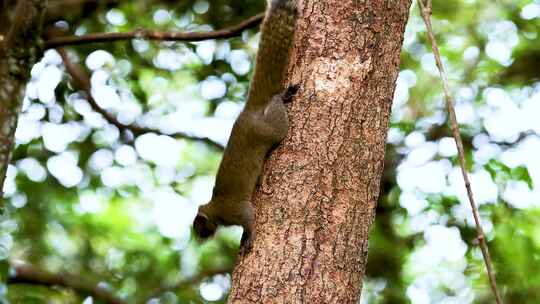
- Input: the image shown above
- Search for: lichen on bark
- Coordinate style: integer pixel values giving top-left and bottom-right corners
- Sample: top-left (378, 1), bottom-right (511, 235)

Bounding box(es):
top-left (228, 0), bottom-right (412, 303)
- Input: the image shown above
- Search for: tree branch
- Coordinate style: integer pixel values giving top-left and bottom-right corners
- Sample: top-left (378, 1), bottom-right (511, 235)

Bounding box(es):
top-left (0, 0), bottom-right (46, 205)
top-left (57, 47), bottom-right (224, 150)
top-left (142, 266), bottom-right (231, 304)
top-left (8, 261), bottom-right (125, 304)
top-left (45, 13), bottom-right (264, 49)
top-left (417, 1), bottom-right (503, 303)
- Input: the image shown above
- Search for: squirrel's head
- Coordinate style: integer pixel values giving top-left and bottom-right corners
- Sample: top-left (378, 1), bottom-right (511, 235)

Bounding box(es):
top-left (193, 209), bottom-right (217, 240)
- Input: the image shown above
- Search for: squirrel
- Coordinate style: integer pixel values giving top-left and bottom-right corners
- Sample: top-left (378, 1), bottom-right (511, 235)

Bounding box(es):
top-left (193, 0), bottom-right (298, 249)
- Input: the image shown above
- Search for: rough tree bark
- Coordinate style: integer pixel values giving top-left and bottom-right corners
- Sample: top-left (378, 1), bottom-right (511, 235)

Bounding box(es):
top-left (229, 1), bottom-right (411, 303)
top-left (0, 0), bottom-right (47, 203)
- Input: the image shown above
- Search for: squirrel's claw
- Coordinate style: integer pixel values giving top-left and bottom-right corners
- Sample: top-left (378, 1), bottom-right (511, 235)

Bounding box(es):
top-left (282, 84), bottom-right (299, 103)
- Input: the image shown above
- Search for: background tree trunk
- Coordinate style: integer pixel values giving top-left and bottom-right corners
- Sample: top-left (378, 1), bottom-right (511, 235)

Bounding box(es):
top-left (229, 1), bottom-right (411, 303)
top-left (0, 0), bottom-right (47, 203)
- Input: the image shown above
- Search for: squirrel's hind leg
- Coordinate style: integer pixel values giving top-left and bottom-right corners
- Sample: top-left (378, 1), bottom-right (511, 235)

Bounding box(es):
top-left (260, 85), bottom-right (299, 142)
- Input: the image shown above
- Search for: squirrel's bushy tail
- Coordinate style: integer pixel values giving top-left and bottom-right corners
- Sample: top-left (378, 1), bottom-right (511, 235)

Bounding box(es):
top-left (245, 0), bottom-right (297, 110)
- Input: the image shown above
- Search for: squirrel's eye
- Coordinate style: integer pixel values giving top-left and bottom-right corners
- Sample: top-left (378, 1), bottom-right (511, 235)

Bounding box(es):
top-left (194, 215), bottom-right (217, 239)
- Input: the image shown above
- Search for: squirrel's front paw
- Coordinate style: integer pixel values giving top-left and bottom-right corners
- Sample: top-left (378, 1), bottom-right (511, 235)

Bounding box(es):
top-left (239, 228), bottom-right (254, 255)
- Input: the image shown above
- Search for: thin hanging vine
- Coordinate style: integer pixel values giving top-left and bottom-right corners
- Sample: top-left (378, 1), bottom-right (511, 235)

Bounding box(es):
top-left (417, 0), bottom-right (503, 303)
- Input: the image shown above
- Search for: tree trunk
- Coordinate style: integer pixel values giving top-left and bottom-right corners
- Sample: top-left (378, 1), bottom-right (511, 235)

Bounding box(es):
top-left (228, 1), bottom-right (411, 303)
top-left (0, 0), bottom-right (47, 204)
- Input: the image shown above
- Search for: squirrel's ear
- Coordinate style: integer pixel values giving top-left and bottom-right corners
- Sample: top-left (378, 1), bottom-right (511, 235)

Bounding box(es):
top-left (193, 213), bottom-right (217, 239)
